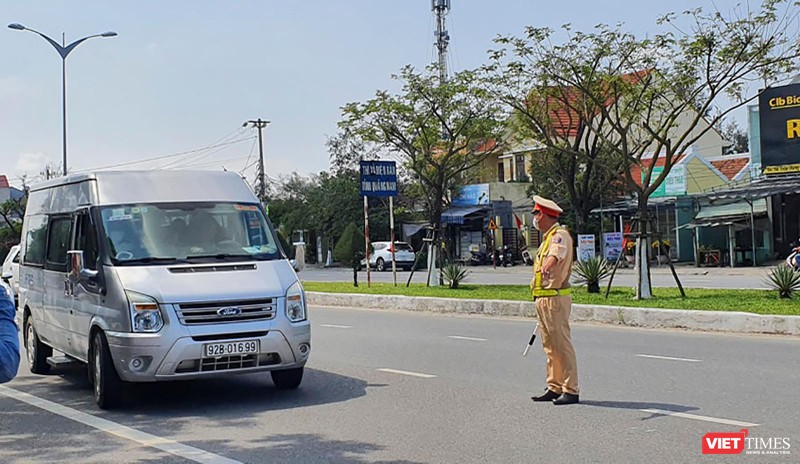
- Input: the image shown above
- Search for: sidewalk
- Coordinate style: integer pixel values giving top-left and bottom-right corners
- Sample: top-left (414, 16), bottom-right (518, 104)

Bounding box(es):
top-left (304, 260), bottom-right (783, 277)
top-left (607, 262), bottom-right (781, 277)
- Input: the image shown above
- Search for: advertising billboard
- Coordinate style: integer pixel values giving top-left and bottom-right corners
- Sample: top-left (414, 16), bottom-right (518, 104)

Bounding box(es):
top-left (758, 83), bottom-right (800, 174)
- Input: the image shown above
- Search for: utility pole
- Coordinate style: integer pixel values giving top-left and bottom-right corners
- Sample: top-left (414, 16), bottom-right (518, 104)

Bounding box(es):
top-left (432, 0), bottom-right (451, 85)
top-left (243, 118), bottom-right (270, 203)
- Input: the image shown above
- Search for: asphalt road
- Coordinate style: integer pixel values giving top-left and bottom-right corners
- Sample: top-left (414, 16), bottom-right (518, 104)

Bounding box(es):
top-left (298, 266), bottom-right (770, 290)
top-left (2, 306), bottom-right (798, 463)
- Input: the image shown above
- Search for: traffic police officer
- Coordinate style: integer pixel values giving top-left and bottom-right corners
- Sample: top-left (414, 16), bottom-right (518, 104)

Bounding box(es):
top-left (529, 195), bottom-right (579, 405)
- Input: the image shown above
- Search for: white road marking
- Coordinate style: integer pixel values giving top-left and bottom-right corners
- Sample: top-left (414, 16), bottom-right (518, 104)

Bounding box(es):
top-left (377, 368), bottom-right (437, 379)
top-left (447, 335), bottom-right (487, 342)
top-left (0, 386), bottom-right (242, 464)
top-left (640, 409), bottom-right (759, 427)
top-left (636, 354), bottom-right (702, 363)
top-left (319, 324), bottom-right (353, 329)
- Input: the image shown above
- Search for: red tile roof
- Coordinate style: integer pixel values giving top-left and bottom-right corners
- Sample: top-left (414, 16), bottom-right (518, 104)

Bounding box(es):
top-left (710, 157), bottom-right (749, 181)
top-left (0, 175), bottom-right (9, 189)
top-left (628, 155), bottom-right (686, 188)
top-left (531, 70), bottom-right (651, 138)
top-left (476, 139), bottom-right (497, 153)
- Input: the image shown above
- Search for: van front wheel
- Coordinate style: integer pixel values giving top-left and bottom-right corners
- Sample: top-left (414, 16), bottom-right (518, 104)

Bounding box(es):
top-left (25, 317), bottom-right (52, 375)
top-left (271, 367), bottom-right (304, 389)
top-left (91, 331), bottom-right (124, 409)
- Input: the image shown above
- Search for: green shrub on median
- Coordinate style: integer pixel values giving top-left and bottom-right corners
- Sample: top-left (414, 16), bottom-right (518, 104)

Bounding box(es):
top-left (302, 282), bottom-right (800, 316)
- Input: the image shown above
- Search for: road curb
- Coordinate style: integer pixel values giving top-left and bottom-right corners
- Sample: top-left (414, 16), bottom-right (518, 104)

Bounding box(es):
top-left (306, 292), bottom-right (800, 336)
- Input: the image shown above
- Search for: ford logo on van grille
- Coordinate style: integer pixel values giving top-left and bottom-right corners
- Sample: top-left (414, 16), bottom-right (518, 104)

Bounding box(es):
top-left (176, 299), bottom-right (274, 325)
top-left (217, 306), bottom-right (242, 316)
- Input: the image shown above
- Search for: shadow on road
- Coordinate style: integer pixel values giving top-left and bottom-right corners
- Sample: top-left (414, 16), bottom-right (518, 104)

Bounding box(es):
top-left (3, 367), bottom-right (408, 463)
top-left (8, 367), bottom-right (383, 428)
top-left (579, 400), bottom-right (699, 421)
top-left (195, 434), bottom-right (425, 464)
top-left (0, 396), bottom-right (178, 464)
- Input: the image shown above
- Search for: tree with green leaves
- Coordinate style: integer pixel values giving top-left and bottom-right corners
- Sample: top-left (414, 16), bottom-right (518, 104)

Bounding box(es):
top-left (0, 199), bottom-right (24, 235)
top-left (337, 65), bottom-right (507, 232)
top-left (488, 1), bottom-right (800, 298)
top-left (483, 50), bottom-right (629, 234)
top-left (334, 222), bottom-right (366, 286)
top-left (721, 119), bottom-right (750, 155)
top-left (267, 168), bottom-right (417, 265)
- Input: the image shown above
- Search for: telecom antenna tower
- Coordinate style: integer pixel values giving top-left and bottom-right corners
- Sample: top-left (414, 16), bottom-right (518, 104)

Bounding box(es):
top-left (432, 0), bottom-right (451, 84)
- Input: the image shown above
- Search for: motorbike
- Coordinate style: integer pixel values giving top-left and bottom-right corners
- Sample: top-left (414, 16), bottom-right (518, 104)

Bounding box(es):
top-left (496, 245), bottom-right (515, 267)
top-left (521, 249), bottom-right (534, 266)
top-left (469, 249), bottom-right (489, 266)
top-left (787, 248), bottom-right (800, 271)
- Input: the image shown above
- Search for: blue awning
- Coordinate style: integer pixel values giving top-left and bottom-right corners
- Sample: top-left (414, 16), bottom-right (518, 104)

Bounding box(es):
top-left (441, 206), bottom-right (489, 225)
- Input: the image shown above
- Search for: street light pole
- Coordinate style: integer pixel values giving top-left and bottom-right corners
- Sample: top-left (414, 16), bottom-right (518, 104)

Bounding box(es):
top-left (8, 23), bottom-right (117, 176)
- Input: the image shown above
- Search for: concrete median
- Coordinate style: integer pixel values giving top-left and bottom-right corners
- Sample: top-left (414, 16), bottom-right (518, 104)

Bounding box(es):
top-left (307, 292), bottom-right (800, 336)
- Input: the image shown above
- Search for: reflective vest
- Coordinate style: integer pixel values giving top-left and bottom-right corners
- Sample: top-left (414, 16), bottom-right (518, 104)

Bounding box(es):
top-left (532, 225), bottom-right (572, 298)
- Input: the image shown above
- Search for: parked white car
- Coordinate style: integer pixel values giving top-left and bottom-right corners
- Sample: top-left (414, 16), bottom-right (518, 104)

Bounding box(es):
top-left (360, 241), bottom-right (416, 272)
top-left (1, 245), bottom-right (19, 307)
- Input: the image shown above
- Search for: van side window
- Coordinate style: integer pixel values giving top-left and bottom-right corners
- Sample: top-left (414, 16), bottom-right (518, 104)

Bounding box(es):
top-left (75, 214), bottom-right (99, 270)
top-left (12, 250), bottom-right (19, 263)
top-left (24, 215), bottom-right (48, 266)
top-left (45, 217), bottom-right (72, 271)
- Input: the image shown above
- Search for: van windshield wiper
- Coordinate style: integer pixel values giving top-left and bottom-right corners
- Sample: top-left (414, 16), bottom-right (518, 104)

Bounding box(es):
top-left (116, 257), bottom-right (187, 265)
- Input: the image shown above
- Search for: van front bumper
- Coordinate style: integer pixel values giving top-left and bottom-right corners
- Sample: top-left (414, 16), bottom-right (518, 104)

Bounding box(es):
top-left (105, 324), bottom-right (311, 382)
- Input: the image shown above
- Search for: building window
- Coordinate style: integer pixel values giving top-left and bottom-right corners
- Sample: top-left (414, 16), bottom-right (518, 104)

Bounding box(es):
top-left (515, 155), bottom-right (528, 181)
top-left (497, 162), bottom-right (505, 182)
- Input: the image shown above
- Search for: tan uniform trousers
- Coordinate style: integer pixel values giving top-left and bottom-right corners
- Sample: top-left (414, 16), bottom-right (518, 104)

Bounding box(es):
top-left (535, 295), bottom-right (579, 395)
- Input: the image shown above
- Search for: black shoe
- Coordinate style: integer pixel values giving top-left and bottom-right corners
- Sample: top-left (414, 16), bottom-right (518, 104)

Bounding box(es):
top-left (531, 389), bottom-right (561, 402)
top-left (553, 393), bottom-right (579, 405)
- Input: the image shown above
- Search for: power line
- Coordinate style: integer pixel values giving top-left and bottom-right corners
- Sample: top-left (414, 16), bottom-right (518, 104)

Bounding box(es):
top-left (80, 137), bottom-right (254, 172)
top-left (239, 137), bottom-right (259, 175)
top-left (165, 135), bottom-right (255, 170)
top-left (158, 127), bottom-right (247, 169)
top-left (176, 155), bottom-right (253, 170)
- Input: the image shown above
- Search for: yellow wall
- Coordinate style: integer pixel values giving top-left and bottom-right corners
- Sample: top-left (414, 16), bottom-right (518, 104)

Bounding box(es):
top-left (684, 157), bottom-right (727, 194)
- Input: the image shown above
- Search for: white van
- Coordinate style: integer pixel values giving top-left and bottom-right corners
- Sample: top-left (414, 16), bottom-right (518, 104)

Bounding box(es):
top-left (18, 171), bottom-right (310, 408)
top-left (2, 245), bottom-right (20, 307)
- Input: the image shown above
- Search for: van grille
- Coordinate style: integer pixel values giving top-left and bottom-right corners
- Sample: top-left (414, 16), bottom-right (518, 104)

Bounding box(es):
top-left (175, 353), bottom-right (282, 373)
top-left (175, 299), bottom-right (276, 325)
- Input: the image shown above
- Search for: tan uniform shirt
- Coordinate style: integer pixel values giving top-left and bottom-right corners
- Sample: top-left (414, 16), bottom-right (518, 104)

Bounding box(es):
top-left (532, 224), bottom-right (573, 290)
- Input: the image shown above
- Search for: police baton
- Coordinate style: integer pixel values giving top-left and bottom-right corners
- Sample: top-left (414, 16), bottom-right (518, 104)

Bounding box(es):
top-left (522, 321), bottom-right (539, 357)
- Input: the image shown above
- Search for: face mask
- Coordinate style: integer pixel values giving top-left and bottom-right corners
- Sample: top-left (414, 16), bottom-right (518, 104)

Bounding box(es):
top-left (533, 217), bottom-right (540, 230)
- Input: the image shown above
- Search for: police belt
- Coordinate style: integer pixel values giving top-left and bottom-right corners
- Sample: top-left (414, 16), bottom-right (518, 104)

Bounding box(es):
top-left (531, 288), bottom-right (572, 298)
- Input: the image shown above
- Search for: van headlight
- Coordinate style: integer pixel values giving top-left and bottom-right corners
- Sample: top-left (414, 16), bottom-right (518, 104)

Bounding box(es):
top-left (285, 281), bottom-right (306, 322)
top-left (126, 290), bottom-right (164, 333)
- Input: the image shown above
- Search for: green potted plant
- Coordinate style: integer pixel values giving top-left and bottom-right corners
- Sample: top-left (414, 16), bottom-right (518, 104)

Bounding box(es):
top-left (764, 265), bottom-right (800, 299)
top-left (442, 263), bottom-right (470, 289)
top-left (573, 256), bottom-right (611, 293)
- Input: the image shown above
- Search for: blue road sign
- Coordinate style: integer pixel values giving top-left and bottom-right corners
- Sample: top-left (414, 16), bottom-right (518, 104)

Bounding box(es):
top-left (360, 160), bottom-right (398, 197)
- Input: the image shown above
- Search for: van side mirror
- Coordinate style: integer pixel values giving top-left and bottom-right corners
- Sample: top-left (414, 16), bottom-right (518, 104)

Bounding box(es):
top-left (290, 259), bottom-right (300, 272)
top-left (68, 250), bottom-right (98, 283)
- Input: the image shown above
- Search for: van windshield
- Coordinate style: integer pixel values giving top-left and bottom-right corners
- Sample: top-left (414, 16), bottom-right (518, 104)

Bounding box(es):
top-left (100, 202), bottom-right (282, 265)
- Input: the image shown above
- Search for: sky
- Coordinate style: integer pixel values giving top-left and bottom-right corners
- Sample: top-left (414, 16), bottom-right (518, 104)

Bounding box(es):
top-left (1, 0), bottom-right (755, 188)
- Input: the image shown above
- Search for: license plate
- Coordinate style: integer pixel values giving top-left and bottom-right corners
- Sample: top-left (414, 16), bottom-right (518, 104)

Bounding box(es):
top-left (204, 340), bottom-right (260, 358)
